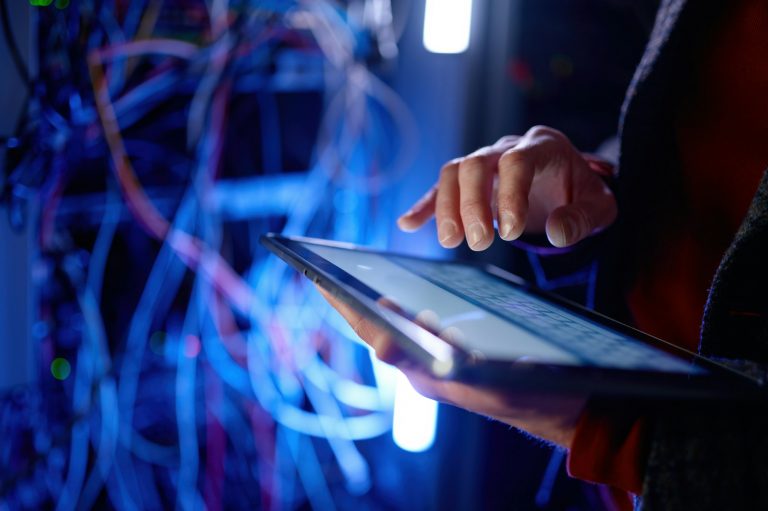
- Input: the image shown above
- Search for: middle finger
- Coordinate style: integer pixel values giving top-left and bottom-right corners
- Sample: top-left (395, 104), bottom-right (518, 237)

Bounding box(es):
top-left (458, 154), bottom-right (495, 251)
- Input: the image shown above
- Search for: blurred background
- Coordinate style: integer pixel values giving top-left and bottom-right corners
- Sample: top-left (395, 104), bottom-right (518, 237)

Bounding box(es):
top-left (0, 1), bottom-right (654, 509)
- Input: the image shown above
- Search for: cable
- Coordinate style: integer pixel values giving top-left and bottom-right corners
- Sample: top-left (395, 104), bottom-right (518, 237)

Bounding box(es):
top-left (89, 45), bottom-right (257, 316)
top-left (175, 284), bottom-right (203, 511)
top-left (5, 2), bottom-right (411, 509)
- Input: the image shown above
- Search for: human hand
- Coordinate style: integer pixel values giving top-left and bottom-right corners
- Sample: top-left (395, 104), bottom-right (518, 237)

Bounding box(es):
top-left (317, 285), bottom-right (587, 449)
top-left (397, 126), bottom-right (617, 250)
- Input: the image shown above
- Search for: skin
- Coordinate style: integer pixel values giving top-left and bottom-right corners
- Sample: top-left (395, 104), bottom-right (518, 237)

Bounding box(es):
top-left (398, 126), bottom-right (617, 250)
top-left (319, 125), bottom-right (618, 449)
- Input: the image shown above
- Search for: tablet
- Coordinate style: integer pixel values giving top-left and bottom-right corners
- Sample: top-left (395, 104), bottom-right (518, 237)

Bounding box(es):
top-left (261, 233), bottom-right (765, 401)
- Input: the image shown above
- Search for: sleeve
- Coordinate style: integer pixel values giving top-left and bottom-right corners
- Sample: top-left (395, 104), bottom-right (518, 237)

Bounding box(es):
top-left (639, 359), bottom-right (768, 511)
top-left (567, 360), bottom-right (768, 511)
top-left (566, 399), bottom-right (650, 496)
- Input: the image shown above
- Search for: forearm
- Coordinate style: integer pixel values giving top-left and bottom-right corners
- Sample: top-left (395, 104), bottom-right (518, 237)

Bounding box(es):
top-left (484, 393), bottom-right (586, 449)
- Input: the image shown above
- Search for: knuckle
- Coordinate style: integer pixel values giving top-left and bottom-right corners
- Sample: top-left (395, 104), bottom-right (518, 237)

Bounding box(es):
top-left (434, 188), bottom-right (457, 210)
top-left (527, 125), bottom-right (566, 144)
top-left (498, 148), bottom-right (529, 170)
top-left (434, 192), bottom-right (454, 209)
top-left (495, 134), bottom-right (520, 146)
top-left (458, 155), bottom-right (485, 172)
top-left (527, 124), bottom-right (553, 136)
top-left (459, 197), bottom-right (487, 212)
top-left (496, 191), bottom-right (517, 209)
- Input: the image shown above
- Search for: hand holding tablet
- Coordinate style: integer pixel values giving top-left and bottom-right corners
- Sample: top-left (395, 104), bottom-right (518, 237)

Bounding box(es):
top-left (261, 234), bottom-right (765, 405)
top-left (316, 285), bottom-right (588, 449)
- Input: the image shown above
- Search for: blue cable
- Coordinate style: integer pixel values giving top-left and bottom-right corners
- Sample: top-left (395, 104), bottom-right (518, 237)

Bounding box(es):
top-left (175, 286), bottom-right (203, 511)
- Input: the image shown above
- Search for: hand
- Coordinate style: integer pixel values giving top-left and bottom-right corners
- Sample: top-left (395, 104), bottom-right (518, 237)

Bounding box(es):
top-left (397, 126), bottom-right (617, 250)
top-left (317, 286), bottom-right (587, 449)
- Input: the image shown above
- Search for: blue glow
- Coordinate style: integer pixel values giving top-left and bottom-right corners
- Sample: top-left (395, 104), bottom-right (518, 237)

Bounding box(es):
top-left (423, 0), bottom-right (473, 54)
top-left (5, 1), bottom-right (437, 508)
top-left (392, 372), bottom-right (438, 453)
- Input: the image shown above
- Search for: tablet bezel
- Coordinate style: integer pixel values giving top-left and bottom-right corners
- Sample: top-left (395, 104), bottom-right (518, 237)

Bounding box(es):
top-left (261, 233), bottom-right (765, 401)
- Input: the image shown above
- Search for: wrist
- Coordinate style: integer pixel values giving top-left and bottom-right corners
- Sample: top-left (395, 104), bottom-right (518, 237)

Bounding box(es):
top-left (492, 393), bottom-right (587, 449)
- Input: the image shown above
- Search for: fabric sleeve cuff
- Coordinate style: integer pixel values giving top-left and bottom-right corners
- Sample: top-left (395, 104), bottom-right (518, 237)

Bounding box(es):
top-left (566, 400), bottom-right (650, 496)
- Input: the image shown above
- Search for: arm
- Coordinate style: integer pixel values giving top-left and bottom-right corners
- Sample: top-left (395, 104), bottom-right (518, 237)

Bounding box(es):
top-left (316, 286), bottom-right (587, 449)
top-left (642, 395), bottom-right (768, 510)
top-left (316, 125), bottom-right (621, 447)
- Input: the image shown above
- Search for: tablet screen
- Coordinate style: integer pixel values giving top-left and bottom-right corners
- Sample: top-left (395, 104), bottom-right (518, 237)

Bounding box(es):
top-left (304, 242), bottom-right (702, 374)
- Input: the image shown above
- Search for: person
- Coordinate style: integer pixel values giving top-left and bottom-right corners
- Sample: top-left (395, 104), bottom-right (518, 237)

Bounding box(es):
top-left (319, 0), bottom-right (768, 509)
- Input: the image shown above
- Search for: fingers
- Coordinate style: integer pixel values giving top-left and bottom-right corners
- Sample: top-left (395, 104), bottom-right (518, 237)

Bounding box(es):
top-left (496, 148), bottom-right (535, 241)
top-left (429, 128), bottom-right (564, 249)
top-left (315, 285), bottom-right (405, 364)
top-left (400, 151), bottom-right (501, 251)
top-left (398, 126), bottom-right (617, 249)
top-left (458, 153), bottom-right (495, 251)
top-left (545, 189), bottom-right (617, 247)
top-left (434, 162), bottom-right (463, 248)
top-left (495, 126), bottom-right (572, 240)
top-left (316, 286), bottom-right (375, 340)
top-left (316, 286), bottom-right (376, 343)
top-left (397, 186), bottom-right (437, 232)
top-left (543, 151), bottom-right (617, 248)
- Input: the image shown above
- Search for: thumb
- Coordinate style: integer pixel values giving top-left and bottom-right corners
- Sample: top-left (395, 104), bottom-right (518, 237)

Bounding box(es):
top-left (545, 197), bottom-right (617, 247)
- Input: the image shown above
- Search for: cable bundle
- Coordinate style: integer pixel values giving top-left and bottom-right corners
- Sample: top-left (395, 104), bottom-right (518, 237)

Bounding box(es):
top-left (1, 1), bottom-right (417, 509)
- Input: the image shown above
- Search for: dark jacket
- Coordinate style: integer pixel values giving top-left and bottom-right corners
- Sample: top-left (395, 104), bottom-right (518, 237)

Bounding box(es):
top-left (615, 0), bottom-right (768, 508)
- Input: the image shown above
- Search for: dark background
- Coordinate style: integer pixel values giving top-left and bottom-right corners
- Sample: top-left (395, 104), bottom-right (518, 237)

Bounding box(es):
top-left (0, 1), bottom-right (654, 509)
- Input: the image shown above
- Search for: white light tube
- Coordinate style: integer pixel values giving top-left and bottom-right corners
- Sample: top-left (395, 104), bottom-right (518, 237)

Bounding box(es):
top-left (392, 371), bottom-right (438, 452)
top-left (422, 0), bottom-right (473, 54)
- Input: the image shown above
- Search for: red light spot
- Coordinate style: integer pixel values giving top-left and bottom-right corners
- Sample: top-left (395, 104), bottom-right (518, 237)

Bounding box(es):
top-left (184, 335), bottom-right (201, 358)
top-left (507, 58), bottom-right (534, 91)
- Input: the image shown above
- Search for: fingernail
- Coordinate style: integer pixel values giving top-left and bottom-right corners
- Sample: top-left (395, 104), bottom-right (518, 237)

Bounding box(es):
top-left (441, 326), bottom-right (465, 344)
top-left (564, 216), bottom-right (579, 243)
top-left (438, 220), bottom-right (458, 244)
top-left (467, 222), bottom-right (487, 248)
top-left (550, 217), bottom-right (577, 247)
top-left (499, 212), bottom-right (516, 240)
top-left (397, 215), bottom-right (413, 231)
top-left (415, 309), bottom-right (440, 331)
